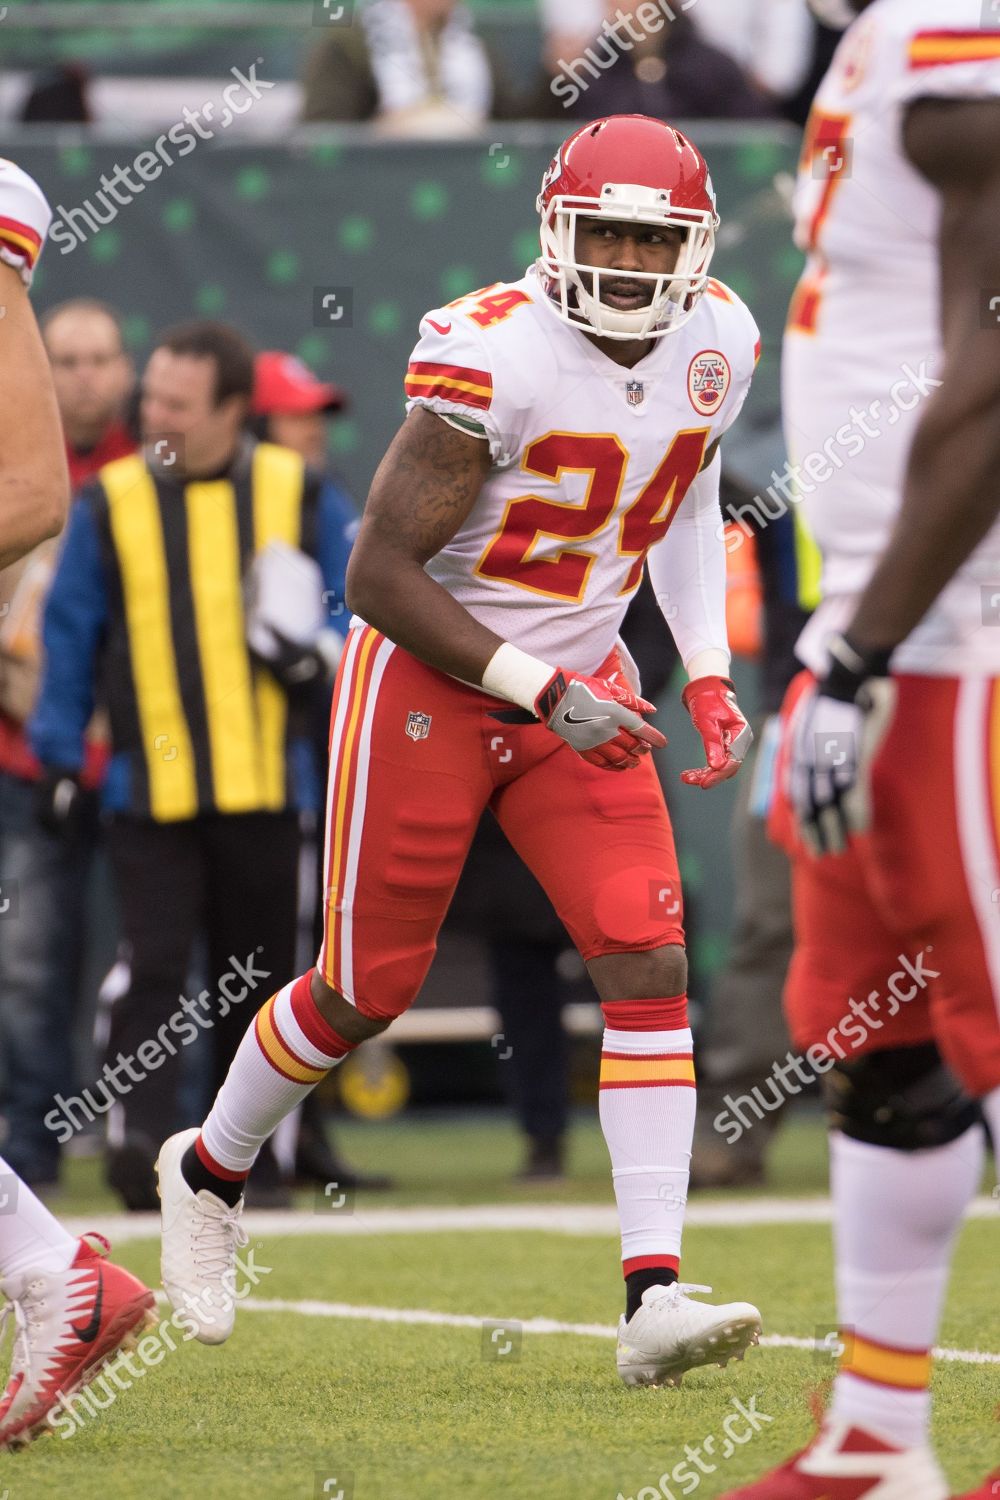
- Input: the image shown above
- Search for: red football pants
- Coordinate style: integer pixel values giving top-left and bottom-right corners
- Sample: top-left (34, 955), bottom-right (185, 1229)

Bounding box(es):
top-left (318, 626), bottom-right (683, 1021)
top-left (770, 670), bottom-right (1000, 1098)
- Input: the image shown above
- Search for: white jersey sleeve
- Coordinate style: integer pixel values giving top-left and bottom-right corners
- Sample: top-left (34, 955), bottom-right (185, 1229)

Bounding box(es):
top-left (0, 159), bottom-right (51, 287)
top-left (404, 299), bottom-right (529, 469)
top-left (709, 288), bottom-right (761, 441)
top-left (646, 451), bottom-right (730, 675)
top-left (893, 16), bottom-right (1000, 107)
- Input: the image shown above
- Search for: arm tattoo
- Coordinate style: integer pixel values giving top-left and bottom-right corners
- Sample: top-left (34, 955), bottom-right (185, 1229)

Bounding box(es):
top-left (364, 407), bottom-right (491, 564)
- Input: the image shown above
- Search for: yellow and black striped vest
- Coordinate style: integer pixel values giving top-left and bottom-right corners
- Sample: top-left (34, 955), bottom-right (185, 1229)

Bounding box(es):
top-left (93, 439), bottom-right (320, 822)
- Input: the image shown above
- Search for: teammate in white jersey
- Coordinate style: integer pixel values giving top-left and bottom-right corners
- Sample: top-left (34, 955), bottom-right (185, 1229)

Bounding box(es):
top-left (724, 2), bottom-right (1000, 1496)
top-left (0, 160), bottom-right (156, 1448)
top-left (158, 114), bottom-right (764, 1386)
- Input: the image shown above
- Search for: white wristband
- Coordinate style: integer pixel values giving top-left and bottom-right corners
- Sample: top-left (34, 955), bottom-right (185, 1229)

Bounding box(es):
top-left (481, 641), bottom-right (553, 713)
top-left (685, 648), bottom-right (731, 682)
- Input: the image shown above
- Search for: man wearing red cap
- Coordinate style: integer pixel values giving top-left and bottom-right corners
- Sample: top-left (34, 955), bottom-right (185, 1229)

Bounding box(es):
top-left (252, 351), bottom-right (347, 472)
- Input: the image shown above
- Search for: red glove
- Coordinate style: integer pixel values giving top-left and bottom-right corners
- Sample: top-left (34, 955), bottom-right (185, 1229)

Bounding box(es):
top-left (680, 676), bottom-right (752, 789)
top-left (534, 668), bottom-right (667, 772)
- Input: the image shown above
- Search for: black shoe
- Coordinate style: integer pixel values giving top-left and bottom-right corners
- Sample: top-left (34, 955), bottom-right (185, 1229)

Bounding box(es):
top-left (293, 1108), bottom-right (393, 1192)
top-left (105, 1132), bottom-right (159, 1211)
top-left (244, 1141), bottom-right (293, 1210)
top-left (515, 1137), bottom-right (565, 1184)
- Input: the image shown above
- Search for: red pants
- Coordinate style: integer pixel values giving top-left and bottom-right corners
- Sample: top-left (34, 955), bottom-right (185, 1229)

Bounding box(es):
top-left (770, 671), bottom-right (1000, 1098)
top-left (318, 626), bottom-right (683, 1020)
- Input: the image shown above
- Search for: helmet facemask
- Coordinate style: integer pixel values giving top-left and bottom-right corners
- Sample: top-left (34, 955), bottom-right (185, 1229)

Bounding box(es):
top-left (537, 182), bottom-right (718, 342)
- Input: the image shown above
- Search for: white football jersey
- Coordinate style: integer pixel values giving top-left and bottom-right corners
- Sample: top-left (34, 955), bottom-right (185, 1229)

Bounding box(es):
top-left (784, 0), bottom-right (1000, 675)
top-left (402, 266), bottom-right (759, 676)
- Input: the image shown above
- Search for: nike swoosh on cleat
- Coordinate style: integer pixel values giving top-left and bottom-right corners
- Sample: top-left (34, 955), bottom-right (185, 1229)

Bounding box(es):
top-left (70, 1268), bottom-right (103, 1344)
top-left (427, 318), bottom-right (452, 334)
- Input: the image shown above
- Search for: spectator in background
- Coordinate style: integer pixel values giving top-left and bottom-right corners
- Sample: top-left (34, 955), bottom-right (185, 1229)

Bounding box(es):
top-left (684, 0), bottom-right (815, 116)
top-left (302, 0), bottom-right (517, 134)
top-left (251, 350), bottom-right (390, 1193)
top-left (538, 0), bottom-right (602, 92)
top-left (252, 351), bottom-right (348, 471)
top-left (545, 4), bottom-right (775, 120)
top-left (29, 321), bottom-right (351, 1209)
top-left (0, 299), bottom-right (135, 1189)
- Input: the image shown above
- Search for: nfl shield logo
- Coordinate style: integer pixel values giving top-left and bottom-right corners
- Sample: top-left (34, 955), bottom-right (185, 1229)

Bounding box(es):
top-left (626, 380), bottom-right (644, 407)
top-left (405, 711), bottom-right (432, 742)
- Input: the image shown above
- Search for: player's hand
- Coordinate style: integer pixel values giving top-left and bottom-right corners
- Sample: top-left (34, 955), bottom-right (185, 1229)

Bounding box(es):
top-left (680, 675), bottom-right (752, 789)
top-left (788, 633), bottom-right (897, 856)
top-left (534, 668), bottom-right (666, 772)
top-left (0, 160), bottom-right (52, 287)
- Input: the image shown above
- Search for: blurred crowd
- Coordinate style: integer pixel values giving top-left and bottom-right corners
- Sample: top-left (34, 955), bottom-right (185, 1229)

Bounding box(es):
top-left (7, 0), bottom-right (837, 132)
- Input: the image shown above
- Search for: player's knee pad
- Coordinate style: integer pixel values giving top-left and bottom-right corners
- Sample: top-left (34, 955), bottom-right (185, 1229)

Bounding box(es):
top-left (823, 1042), bottom-right (982, 1151)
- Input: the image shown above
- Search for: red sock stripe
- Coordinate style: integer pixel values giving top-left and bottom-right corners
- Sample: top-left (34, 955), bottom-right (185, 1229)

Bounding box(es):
top-left (289, 969), bottom-right (353, 1060)
top-left (622, 1254), bottom-right (680, 1279)
top-left (601, 996), bottom-right (688, 1031)
top-left (194, 1133), bottom-right (249, 1182)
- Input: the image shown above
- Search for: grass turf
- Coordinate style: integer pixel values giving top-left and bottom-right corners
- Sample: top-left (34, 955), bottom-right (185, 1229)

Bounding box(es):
top-left (4, 1113), bottom-right (998, 1500)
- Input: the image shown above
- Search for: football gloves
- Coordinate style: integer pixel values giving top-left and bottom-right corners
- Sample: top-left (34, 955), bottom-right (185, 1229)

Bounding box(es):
top-left (534, 668), bottom-right (666, 772)
top-left (681, 675), bottom-right (752, 789)
top-left (789, 633), bottom-right (896, 856)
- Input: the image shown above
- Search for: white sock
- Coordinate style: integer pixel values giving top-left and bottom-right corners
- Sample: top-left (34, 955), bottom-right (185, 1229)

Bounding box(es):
top-left (198, 972), bottom-right (352, 1178)
top-left (599, 1000), bottom-right (695, 1278)
top-left (829, 1126), bottom-right (986, 1449)
top-left (0, 1155), bottom-right (77, 1279)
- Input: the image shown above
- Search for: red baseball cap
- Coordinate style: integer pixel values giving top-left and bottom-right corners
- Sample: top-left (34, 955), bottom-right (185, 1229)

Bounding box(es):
top-left (252, 351), bottom-right (347, 415)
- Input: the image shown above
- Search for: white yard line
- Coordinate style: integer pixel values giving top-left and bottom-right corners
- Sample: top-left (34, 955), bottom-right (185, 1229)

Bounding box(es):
top-left (65, 1195), bottom-right (999, 1244)
top-left (154, 1294), bottom-right (999, 1367)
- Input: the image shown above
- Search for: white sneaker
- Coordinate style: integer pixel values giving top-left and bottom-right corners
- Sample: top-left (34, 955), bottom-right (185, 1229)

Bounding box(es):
top-left (616, 1281), bottom-right (761, 1388)
top-left (156, 1128), bottom-right (249, 1346)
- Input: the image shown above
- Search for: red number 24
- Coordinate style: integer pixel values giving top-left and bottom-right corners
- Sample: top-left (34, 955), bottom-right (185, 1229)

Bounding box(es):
top-left (475, 428), bottom-right (710, 602)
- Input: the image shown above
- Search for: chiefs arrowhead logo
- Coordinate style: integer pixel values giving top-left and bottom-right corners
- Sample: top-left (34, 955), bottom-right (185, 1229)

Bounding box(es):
top-left (688, 349), bottom-right (731, 417)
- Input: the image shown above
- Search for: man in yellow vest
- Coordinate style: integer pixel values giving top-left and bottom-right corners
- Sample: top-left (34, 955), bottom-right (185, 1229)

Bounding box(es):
top-left (30, 320), bottom-right (354, 1209)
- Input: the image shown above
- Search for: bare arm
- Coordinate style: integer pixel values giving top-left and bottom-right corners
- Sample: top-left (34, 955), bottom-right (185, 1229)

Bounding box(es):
top-left (345, 405), bottom-right (504, 684)
top-left (847, 98), bottom-right (1000, 654)
top-left (0, 264), bottom-right (69, 567)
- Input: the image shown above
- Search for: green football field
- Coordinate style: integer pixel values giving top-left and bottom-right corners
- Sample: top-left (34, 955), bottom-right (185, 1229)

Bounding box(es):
top-left (4, 1112), bottom-right (998, 1500)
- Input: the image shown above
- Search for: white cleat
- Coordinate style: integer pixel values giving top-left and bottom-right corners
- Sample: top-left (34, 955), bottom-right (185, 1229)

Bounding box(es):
top-left (156, 1127), bottom-right (249, 1346)
top-left (617, 1281), bottom-right (761, 1388)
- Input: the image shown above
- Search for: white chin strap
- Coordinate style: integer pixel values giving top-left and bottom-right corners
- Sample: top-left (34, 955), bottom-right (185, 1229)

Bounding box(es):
top-left (538, 184), bottom-right (717, 343)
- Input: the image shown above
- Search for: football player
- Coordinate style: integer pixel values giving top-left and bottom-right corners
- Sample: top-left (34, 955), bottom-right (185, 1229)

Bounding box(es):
top-left (722, 2), bottom-right (1000, 1496)
top-left (0, 159), bottom-right (156, 1449)
top-left (158, 113), bottom-right (763, 1386)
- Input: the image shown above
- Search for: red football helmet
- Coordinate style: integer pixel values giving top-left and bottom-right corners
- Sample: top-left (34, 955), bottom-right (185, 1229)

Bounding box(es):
top-left (536, 114), bottom-right (720, 342)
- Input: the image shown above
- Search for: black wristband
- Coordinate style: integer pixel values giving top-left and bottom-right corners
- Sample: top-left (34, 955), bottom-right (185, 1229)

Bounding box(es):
top-left (821, 633), bottom-right (893, 703)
